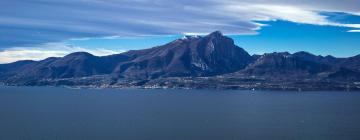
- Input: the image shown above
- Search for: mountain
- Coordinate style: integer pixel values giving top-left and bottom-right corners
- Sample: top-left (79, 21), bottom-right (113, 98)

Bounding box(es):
top-left (1, 31), bottom-right (360, 90)
top-left (239, 52), bottom-right (333, 80)
top-left (0, 31), bottom-right (253, 83)
top-left (19, 52), bottom-right (107, 79)
top-left (113, 31), bottom-right (254, 79)
top-left (0, 52), bottom-right (131, 84)
top-left (236, 52), bottom-right (360, 81)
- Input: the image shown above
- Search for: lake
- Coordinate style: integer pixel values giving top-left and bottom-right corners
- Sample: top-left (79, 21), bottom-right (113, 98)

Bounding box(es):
top-left (0, 86), bottom-right (360, 140)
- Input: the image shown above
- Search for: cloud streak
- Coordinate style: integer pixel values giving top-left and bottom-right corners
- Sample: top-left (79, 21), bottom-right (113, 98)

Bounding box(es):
top-left (1, 0), bottom-right (360, 49)
top-left (348, 30), bottom-right (360, 32)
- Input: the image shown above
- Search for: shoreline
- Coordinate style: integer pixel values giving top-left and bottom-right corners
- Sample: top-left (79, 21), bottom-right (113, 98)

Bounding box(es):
top-left (1, 84), bottom-right (359, 92)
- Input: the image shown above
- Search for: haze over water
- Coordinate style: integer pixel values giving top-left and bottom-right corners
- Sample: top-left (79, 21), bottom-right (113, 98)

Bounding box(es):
top-left (0, 86), bottom-right (360, 140)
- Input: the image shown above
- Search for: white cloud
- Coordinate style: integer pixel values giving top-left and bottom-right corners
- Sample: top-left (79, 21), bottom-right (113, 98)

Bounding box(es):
top-left (347, 30), bottom-right (360, 32)
top-left (1, 0), bottom-right (360, 48)
top-left (0, 49), bottom-right (66, 64)
top-left (0, 43), bottom-right (124, 64)
top-left (0, 0), bottom-right (360, 62)
top-left (223, 4), bottom-right (360, 29)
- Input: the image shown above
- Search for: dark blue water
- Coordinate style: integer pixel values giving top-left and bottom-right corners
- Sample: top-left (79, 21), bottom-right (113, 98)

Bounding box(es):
top-left (0, 86), bottom-right (360, 140)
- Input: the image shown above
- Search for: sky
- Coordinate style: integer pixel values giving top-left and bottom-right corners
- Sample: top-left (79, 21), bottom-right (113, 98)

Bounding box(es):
top-left (0, 0), bottom-right (360, 63)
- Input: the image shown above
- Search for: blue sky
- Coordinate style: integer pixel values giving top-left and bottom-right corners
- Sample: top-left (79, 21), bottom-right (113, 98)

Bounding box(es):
top-left (233, 20), bottom-right (360, 57)
top-left (67, 19), bottom-right (360, 58)
top-left (0, 0), bottom-right (360, 63)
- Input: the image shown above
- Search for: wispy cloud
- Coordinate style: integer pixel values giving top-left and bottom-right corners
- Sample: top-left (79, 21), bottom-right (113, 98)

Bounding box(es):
top-left (347, 30), bottom-right (360, 32)
top-left (1, 0), bottom-right (360, 49)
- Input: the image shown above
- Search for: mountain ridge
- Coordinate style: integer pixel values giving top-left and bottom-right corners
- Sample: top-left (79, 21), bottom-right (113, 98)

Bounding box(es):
top-left (1, 31), bottom-right (360, 90)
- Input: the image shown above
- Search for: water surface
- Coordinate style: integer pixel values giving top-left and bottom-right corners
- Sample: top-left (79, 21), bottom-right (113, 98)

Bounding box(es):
top-left (0, 86), bottom-right (359, 140)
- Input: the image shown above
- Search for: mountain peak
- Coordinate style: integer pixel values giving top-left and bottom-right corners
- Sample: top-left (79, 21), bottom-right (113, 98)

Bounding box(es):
top-left (293, 51), bottom-right (314, 56)
top-left (181, 35), bottom-right (201, 40)
top-left (207, 31), bottom-right (223, 37)
top-left (64, 52), bottom-right (95, 58)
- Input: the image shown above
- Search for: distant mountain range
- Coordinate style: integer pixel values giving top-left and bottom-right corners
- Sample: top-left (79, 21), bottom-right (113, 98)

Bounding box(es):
top-left (1, 31), bottom-right (360, 90)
